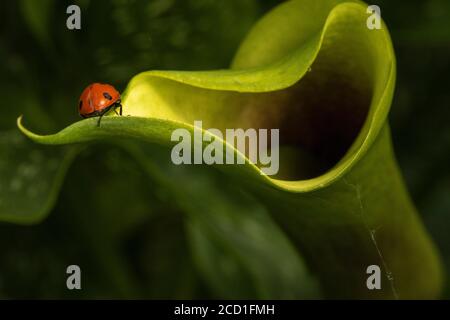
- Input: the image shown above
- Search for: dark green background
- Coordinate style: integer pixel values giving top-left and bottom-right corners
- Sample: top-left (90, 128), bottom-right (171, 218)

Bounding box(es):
top-left (0, 0), bottom-right (448, 298)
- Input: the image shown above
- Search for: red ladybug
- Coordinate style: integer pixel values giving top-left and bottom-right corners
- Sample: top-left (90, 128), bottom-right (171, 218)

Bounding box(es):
top-left (78, 83), bottom-right (122, 126)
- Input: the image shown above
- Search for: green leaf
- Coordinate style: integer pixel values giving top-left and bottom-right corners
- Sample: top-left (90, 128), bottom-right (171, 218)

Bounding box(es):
top-left (16, 0), bottom-right (443, 298)
top-left (125, 143), bottom-right (320, 299)
top-left (0, 130), bottom-right (76, 224)
top-left (183, 176), bottom-right (320, 299)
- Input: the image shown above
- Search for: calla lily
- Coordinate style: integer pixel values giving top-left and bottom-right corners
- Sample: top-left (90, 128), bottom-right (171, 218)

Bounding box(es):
top-left (13, 0), bottom-right (443, 298)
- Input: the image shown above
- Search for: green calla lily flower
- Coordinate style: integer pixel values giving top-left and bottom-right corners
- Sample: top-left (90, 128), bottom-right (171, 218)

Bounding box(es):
top-left (12, 0), bottom-right (443, 298)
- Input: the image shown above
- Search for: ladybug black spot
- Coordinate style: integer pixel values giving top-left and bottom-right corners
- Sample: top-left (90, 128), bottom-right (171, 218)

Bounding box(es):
top-left (103, 92), bottom-right (112, 100)
top-left (79, 101), bottom-right (83, 109)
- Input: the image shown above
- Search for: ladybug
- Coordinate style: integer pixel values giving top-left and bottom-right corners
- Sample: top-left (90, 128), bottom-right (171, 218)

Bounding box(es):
top-left (78, 83), bottom-right (122, 126)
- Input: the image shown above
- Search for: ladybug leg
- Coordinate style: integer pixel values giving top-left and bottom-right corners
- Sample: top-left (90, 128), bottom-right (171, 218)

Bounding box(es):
top-left (112, 102), bottom-right (122, 116)
top-left (97, 115), bottom-right (103, 127)
top-left (96, 103), bottom-right (120, 127)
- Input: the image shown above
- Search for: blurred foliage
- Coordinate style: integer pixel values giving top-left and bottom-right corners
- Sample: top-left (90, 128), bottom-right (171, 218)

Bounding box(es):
top-left (0, 0), bottom-right (449, 299)
top-left (374, 0), bottom-right (450, 298)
